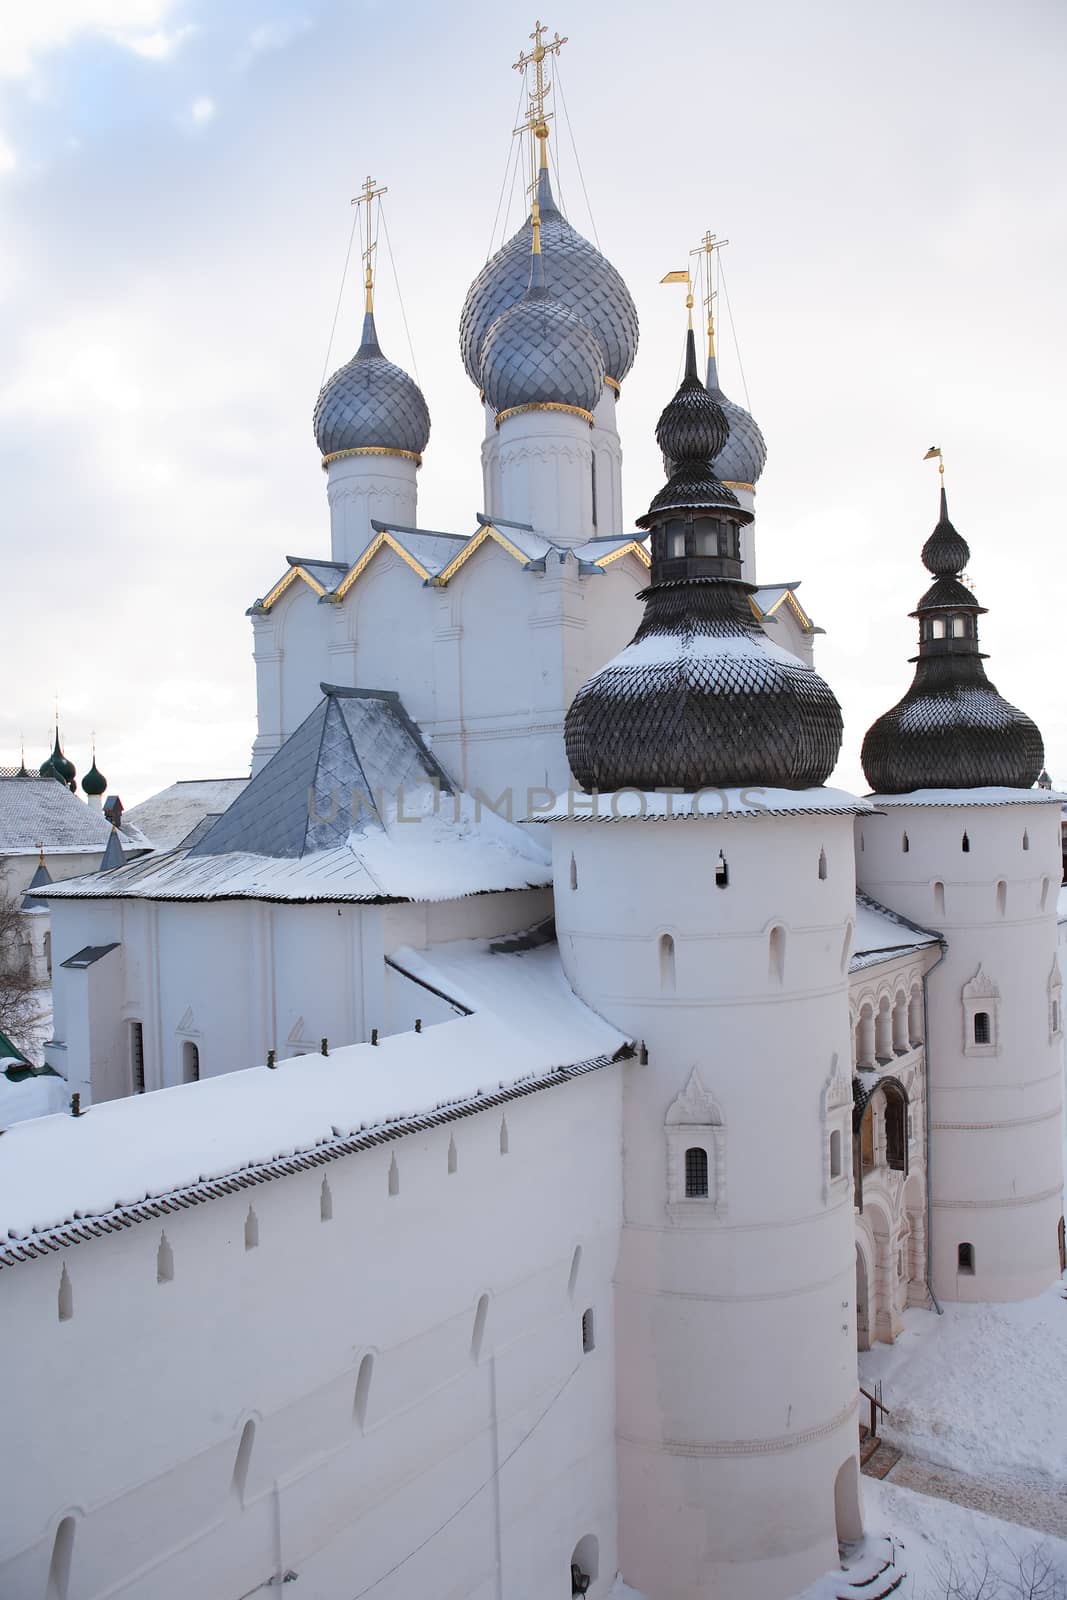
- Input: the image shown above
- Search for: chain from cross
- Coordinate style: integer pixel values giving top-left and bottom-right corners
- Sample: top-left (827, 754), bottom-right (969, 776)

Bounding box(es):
top-left (350, 175), bottom-right (388, 312)
top-left (513, 20), bottom-right (567, 148)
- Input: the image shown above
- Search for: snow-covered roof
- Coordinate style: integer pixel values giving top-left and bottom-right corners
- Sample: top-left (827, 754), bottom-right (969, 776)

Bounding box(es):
top-left (124, 777), bottom-right (250, 852)
top-left (0, 937), bottom-right (630, 1262)
top-left (532, 785), bottom-right (873, 823)
top-left (869, 788), bottom-right (1067, 808)
top-left (849, 892), bottom-right (941, 973)
top-left (0, 777), bottom-right (148, 856)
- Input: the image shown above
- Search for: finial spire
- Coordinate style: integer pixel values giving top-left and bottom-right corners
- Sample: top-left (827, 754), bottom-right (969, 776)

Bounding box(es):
top-left (923, 444), bottom-right (946, 486)
top-left (691, 231), bottom-right (729, 363)
top-left (513, 20), bottom-right (567, 190)
top-left (660, 268), bottom-right (695, 330)
top-left (351, 175), bottom-right (388, 316)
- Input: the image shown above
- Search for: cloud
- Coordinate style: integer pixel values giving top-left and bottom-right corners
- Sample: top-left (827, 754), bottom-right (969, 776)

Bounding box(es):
top-left (246, 17), bottom-right (311, 56)
top-left (0, 3), bottom-right (182, 80)
top-left (0, 131), bottom-right (15, 176)
top-left (124, 24), bottom-right (197, 60)
top-left (190, 95), bottom-right (215, 124)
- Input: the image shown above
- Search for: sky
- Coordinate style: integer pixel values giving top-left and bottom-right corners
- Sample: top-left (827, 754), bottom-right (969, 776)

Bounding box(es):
top-left (1, 0), bottom-right (1064, 805)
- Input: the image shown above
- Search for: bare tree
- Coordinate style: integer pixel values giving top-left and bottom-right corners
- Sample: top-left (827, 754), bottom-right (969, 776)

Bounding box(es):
top-left (0, 892), bottom-right (37, 1054)
top-left (932, 1539), bottom-right (1066, 1600)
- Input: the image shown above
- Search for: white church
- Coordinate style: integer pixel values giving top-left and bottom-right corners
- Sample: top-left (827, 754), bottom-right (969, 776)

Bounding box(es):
top-left (1, 25), bottom-right (1063, 1600)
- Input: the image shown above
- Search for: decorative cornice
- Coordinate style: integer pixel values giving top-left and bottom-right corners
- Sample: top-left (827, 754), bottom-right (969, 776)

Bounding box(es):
top-left (495, 401), bottom-right (595, 429)
top-left (722, 479), bottom-right (755, 494)
top-left (594, 540), bottom-right (651, 571)
top-left (259, 564), bottom-right (327, 612)
top-left (321, 446), bottom-right (422, 470)
top-left (436, 523), bottom-right (530, 584)
top-left (332, 530), bottom-right (432, 601)
top-left (618, 1395), bottom-right (858, 1459)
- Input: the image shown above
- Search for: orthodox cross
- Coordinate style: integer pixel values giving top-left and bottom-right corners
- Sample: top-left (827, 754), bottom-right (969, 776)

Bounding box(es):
top-left (351, 175), bottom-right (388, 313)
top-left (691, 232), bottom-right (729, 358)
top-left (513, 20), bottom-right (567, 186)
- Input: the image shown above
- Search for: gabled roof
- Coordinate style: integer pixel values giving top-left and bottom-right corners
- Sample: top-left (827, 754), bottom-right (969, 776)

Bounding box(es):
top-left (21, 855), bottom-right (52, 910)
top-left (749, 582), bottom-right (824, 637)
top-left (124, 778), bottom-right (250, 853)
top-left (0, 776), bottom-right (147, 857)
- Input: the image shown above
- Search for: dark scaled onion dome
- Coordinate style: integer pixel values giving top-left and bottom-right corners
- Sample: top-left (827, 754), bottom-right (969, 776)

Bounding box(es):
top-left (565, 329), bottom-right (843, 793)
top-left (480, 248), bottom-right (605, 417)
top-left (313, 310), bottom-right (430, 459)
top-left (707, 352), bottom-right (767, 487)
top-left (41, 729), bottom-right (75, 789)
top-left (82, 756), bottom-right (107, 797)
top-left (861, 489), bottom-right (1043, 793)
top-left (460, 164), bottom-right (638, 391)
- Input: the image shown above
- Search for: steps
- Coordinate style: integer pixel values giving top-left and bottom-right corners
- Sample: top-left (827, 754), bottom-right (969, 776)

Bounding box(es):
top-left (837, 1536), bottom-right (906, 1600)
top-left (859, 1427), bottom-right (902, 1480)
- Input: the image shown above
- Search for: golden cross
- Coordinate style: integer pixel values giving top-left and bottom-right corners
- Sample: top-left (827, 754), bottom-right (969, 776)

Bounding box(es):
top-left (351, 175), bottom-right (388, 314)
top-left (690, 232), bottom-right (729, 357)
top-left (513, 20), bottom-right (567, 179)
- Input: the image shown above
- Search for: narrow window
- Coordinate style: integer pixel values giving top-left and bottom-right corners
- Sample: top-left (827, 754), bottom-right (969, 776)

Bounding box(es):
top-left (181, 1040), bottom-right (200, 1084)
top-left (232, 1419), bottom-right (255, 1500)
top-left (388, 1154), bottom-right (399, 1196)
top-left (569, 853), bottom-right (578, 891)
top-left (769, 925), bottom-right (785, 984)
top-left (58, 1264), bottom-right (73, 1323)
top-left (156, 1232), bottom-right (174, 1284)
top-left (884, 1090), bottom-right (908, 1173)
top-left (973, 1011), bottom-right (991, 1045)
top-left (499, 1116), bottom-right (509, 1155)
top-left (590, 452), bottom-right (598, 530)
top-left (958, 1242), bottom-right (975, 1275)
top-left (353, 1353), bottom-right (374, 1429)
top-left (581, 1307), bottom-right (596, 1353)
top-left (44, 931), bottom-right (52, 979)
top-left (1023, 830), bottom-right (1030, 851)
top-left (997, 880), bottom-right (1007, 916)
top-left (962, 832), bottom-right (970, 853)
top-left (931, 618), bottom-right (946, 639)
top-left (659, 933), bottom-right (676, 992)
top-left (568, 1244), bottom-right (583, 1300)
top-left (934, 880), bottom-right (945, 915)
top-left (829, 1129), bottom-right (842, 1179)
top-left (320, 1177), bottom-right (333, 1222)
top-left (244, 1206), bottom-right (259, 1250)
top-left (715, 851), bottom-right (729, 888)
top-left (951, 616), bottom-right (967, 638)
top-left (447, 1135), bottom-right (458, 1175)
top-left (818, 847), bottom-right (827, 881)
top-left (471, 1293), bottom-right (489, 1361)
top-left (860, 832), bottom-right (865, 852)
top-left (902, 832), bottom-right (910, 853)
top-left (684, 1146), bottom-right (709, 1198)
top-left (1041, 877), bottom-right (1050, 911)
top-left (129, 1021), bottom-right (145, 1094)
top-left (1053, 1000), bottom-right (1061, 1035)
top-left (46, 1516), bottom-right (75, 1600)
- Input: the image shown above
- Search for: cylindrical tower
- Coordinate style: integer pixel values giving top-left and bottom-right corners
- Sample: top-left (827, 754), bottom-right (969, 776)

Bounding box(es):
top-left (859, 482), bottom-right (1063, 1302)
top-left (313, 188), bottom-right (430, 566)
top-left (551, 332), bottom-right (864, 1600)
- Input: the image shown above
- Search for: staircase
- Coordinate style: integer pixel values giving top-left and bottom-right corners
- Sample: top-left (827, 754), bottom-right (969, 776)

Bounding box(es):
top-left (837, 1536), bottom-right (906, 1600)
top-left (858, 1382), bottom-right (901, 1480)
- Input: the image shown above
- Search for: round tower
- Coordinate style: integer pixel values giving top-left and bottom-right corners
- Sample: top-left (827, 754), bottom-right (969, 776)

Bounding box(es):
top-left (82, 750), bottom-right (107, 810)
top-left (313, 180), bottom-right (430, 566)
top-left (858, 477), bottom-right (1063, 1302)
top-left (551, 331), bottom-right (864, 1600)
top-left (462, 82), bottom-right (637, 539)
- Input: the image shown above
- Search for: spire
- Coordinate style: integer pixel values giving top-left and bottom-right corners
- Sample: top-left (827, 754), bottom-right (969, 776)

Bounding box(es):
top-left (99, 825), bottom-right (125, 874)
top-left (861, 467), bottom-right (1043, 794)
top-left (351, 174), bottom-right (387, 318)
top-left (513, 19), bottom-right (567, 196)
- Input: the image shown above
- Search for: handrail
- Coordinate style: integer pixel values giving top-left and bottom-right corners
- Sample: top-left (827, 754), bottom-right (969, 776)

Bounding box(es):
top-left (859, 1384), bottom-right (890, 1416)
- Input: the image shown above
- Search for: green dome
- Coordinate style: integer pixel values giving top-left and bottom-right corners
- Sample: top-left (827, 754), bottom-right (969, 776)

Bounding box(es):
top-left (82, 758), bottom-right (107, 797)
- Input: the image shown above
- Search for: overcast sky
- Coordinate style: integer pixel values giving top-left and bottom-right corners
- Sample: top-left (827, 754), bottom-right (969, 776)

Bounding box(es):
top-left (2, 0), bottom-right (1064, 805)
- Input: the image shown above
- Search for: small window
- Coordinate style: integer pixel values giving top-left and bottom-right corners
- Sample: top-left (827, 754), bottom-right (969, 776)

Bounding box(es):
top-left (354, 1353), bottom-right (374, 1428)
top-left (129, 1021), bottom-right (145, 1095)
top-left (934, 881), bottom-right (945, 915)
top-left (664, 519), bottom-right (686, 559)
top-left (973, 1011), bottom-right (991, 1045)
top-left (1041, 877), bottom-right (1051, 911)
top-left (232, 1419), bottom-right (255, 1499)
top-left (958, 1242), bottom-right (975, 1275)
top-left (581, 1307), bottom-right (595, 1353)
top-left (931, 618), bottom-right (947, 639)
top-left (962, 832), bottom-right (970, 853)
top-left (590, 453), bottom-right (598, 530)
top-left (569, 853), bottom-right (578, 891)
top-left (156, 1232), bottom-right (174, 1284)
top-left (997, 880), bottom-right (1007, 916)
top-left (829, 1129), bottom-right (842, 1179)
top-left (44, 931), bottom-right (52, 979)
top-left (951, 616), bottom-right (967, 638)
top-left (1023, 830), bottom-right (1030, 851)
top-left (320, 1177), bottom-right (333, 1222)
top-left (388, 1154), bottom-right (399, 1196)
top-left (47, 1516), bottom-right (75, 1600)
top-left (499, 1116), bottom-right (509, 1155)
top-left (244, 1207), bottom-right (259, 1250)
top-left (447, 1135), bottom-right (458, 1175)
top-left (685, 1146), bottom-right (709, 1198)
top-left (902, 832), bottom-right (910, 853)
top-left (58, 1264), bottom-right (73, 1323)
top-left (769, 925), bottom-right (785, 984)
top-left (1053, 1000), bottom-right (1060, 1035)
top-left (715, 851), bottom-right (729, 888)
top-left (818, 848), bottom-right (827, 880)
top-left (659, 933), bottom-right (676, 992)
top-left (568, 1245), bottom-right (583, 1300)
top-left (471, 1293), bottom-right (489, 1361)
top-left (181, 1040), bottom-right (200, 1084)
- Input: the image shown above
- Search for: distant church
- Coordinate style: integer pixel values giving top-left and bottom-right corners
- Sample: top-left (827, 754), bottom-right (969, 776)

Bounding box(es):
top-left (2, 25), bottom-right (1063, 1600)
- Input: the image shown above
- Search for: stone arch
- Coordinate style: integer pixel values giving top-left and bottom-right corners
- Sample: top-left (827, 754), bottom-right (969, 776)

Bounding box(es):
top-left (834, 1456), bottom-right (864, 1544)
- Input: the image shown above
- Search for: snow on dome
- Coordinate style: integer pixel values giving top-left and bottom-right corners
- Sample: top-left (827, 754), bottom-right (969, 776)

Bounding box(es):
top-left (460, 166), bottom-right (638, 391)
top-left (313, 311), bottom-right (430, 459)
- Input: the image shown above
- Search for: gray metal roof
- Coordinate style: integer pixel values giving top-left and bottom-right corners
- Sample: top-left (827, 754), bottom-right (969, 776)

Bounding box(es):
top-left (707, 355), bottom-right (768, 485)
top-left (0, 777), bottom-right (141, 856)
top-left (124, 779), bottom-right (250, 853)
top-left (313, 311), bottom-right (430, 458)
top-left (481, 286), bottom-right (605, 416)
top-left (60, 943), bottom-right (120, 970)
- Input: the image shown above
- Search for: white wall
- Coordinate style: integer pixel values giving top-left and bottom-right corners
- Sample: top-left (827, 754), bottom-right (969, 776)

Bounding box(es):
top-left (326, 452), bottom-right (418, 566)
top-left (856, 798), bottom-right (1064, 1302)
top-left (552, 808), bottom-right (863, 1600)
top-left (0, 1068), bottom-right (624, 1600)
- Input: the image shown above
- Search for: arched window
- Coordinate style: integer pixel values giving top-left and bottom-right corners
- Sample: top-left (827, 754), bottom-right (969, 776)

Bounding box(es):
top-left (232, 1419), bottom-right (255, 1500)
top-left (933, 881), bottom-right (945, 916)
top-left (902, 832), bottom-right (909, 853)
top-left (44, 931), bottom-right (52, 978)
top-left (244, 1207), bottom-right (259, 1250)
top-left (156, 1232), bottom-right (174, 1283)
top-left (129, 1021), bottom-right (145, 1094)
top-left (958, 1242), bottom-right (975, 1275)
top-left (962, 831), bottom-right (970, 853)
top-left (471, 1293), bottom-right (489, 1361)
top-left (447, 1135), bottom-right (458, 1174)
top-left (353, 1353), bottom-right (374, 1428)
top-left (829, 1129), bottom-right (843, 1179)
top-left (996, 880), bottom-right (1007, 916)
top-left (973, 1011), bottom-right (991, 1045)
top-left (388, 1154), bottom-right (399, 1196)
top-left (571, 1535), bottom-right (599, 1594)
top-left (320, 1177), bottom-right (333, 1221)
top-left (58, 1264), bottom-right (73, 1323)
top-left (768, 925), bottom-right (785, 984)
top-left (181, 1040), bottom-right (200, 1084)
top-left (883, 1084), bottom-right (908, 1173)
top-left (715, 851), bottom-right (729, 888)
top-left (818, 847), bottom-right (827, 880)
top-left (499, 1116), bottom-right (509, 1155)
top-left (1023, 829), bottom-right (1030, 851)
top-left (581, 1307), bottom-right (596, 1353)
top-left (46, 1516), bottom-right (75, 1600)
top-left (569, 853), bottom-right (578, 891)
top-left (659, 933), bottom-right (676, 992)
top-left (685, 1146), bottom-right (709, 1197)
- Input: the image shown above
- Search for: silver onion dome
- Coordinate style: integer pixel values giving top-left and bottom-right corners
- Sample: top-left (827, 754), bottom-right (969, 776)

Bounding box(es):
top-left (313, 311), bottom-right (430, 459)
top-left (460, 165), bottom-right (638, 391)
top-left (707, 354), bottom-right (767, 486)
top-left (480, 262), bottom-right (605, 417)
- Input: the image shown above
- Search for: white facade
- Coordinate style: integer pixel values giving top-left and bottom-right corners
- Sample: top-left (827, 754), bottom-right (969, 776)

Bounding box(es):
top-left (326, 449), bottom-right (419, 565)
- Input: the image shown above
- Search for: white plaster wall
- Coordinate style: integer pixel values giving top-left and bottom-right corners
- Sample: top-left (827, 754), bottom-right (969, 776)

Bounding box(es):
top-left (0, 1068), bottom-right (623, 1600)
top-left (493, 409), bottom-right (595, 545)
top-left (1, 849), bottom-right (108, 902)
top-left (856, 799), bottom-right (1064, 1302)
top-left (551, 810), bottom-right (862, 1600)
top-left (482, 385), bottom-right (624, 542)
top-left (326, 453), bottom-right (418, 566)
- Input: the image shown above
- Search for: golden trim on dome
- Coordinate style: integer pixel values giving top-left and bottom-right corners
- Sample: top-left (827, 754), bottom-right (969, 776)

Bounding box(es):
top-left (321, 446), bottom-right (423, 469)
top-left (603, 376), bottom-right (621, 395)
top-left (722, 479), bottom-right (755, 493)
top-left (495, 402), bottom-right (594, 428)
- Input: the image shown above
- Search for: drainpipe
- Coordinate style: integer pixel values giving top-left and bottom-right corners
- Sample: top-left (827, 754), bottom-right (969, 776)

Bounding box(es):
top-left (920, 944), bottom-right (947, 1315)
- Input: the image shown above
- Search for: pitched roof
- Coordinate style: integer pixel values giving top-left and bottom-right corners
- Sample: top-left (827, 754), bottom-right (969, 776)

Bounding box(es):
top-left (0, 777), bottom-right (147, 857)
top-left (849, 891), bottom-right (941, 972)
top-left (124, 778), bottom-right (250, 853)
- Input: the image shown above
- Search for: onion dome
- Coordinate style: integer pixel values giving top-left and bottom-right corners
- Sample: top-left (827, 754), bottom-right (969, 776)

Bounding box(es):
top-left (40, 728), bottom-right (75, 788)
top-left (706, 352), bottom-right (767, 487)
top-left (460, 164), bottom-right (638, 392)
top-left (565, 329), bottom-right (842, 792)
top-left (480, 244), bottom-right (605, 418)
top-left (82, 756), bottom-right (107, 797)
top-left (313, 310), bottom-right (430, 461)
top-left (861, 488), bottom-right (1043, 793)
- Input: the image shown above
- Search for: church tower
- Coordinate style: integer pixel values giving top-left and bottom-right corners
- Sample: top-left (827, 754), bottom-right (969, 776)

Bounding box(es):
top-left (550, 327), bottom-right (863, 1600)
top-left (313, 177), bottom-right (431, 565)
top-left (459, 26), bottom-right (637, 539)
top-left (858, 469), bottom-right (1064, 1302)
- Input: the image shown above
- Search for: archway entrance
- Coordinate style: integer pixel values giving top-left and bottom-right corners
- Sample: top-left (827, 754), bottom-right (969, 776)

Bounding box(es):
top-left (834, 1456), bottom-right (863, 1545)
top-left (855, 1244), bottom-right (870, 1352)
